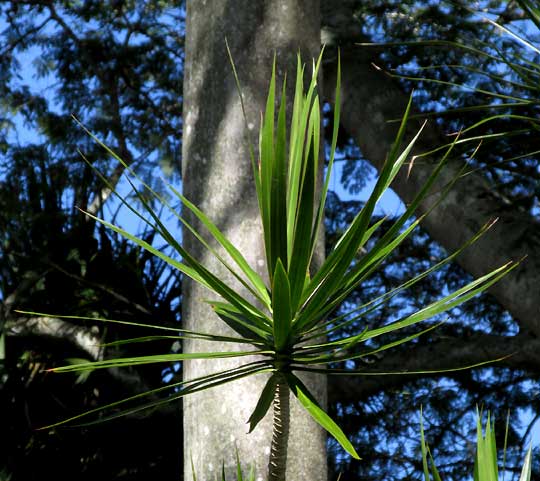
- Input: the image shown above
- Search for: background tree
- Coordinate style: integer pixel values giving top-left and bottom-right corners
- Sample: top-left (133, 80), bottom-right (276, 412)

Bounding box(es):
top-left (0, 2), bottom-right (184, 479)
top-left (181, 2), bottom-right (327, 479)
top-left (0, 0), bottom-right (538, 480)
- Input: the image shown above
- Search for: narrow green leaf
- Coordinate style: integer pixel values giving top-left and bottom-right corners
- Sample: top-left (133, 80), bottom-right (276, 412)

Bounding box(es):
top-left (224, 40), bottom-right (264, 215)
top-left (360, 261), bottom-right (517, 343)
top-left (428, 448), bottom-right (443, 481)
top-left (517, 0), bottom-right (540, 29)
top-left (167, 183), bottom-right (270, 307)
top-left (67, 365), bottom-right (271, 428)
top-left (303, 217), bottom-right (498, 342)
top-left (420, 410), bottom-right (431, 481)
top-left (310, 51), bottom-right (341, 269)
top-left (41, 361), bottom-right (268, 429)
top-left (295, 101), bottom-right (424, 332)
top-left (208, 301), bottom-right (273, 341)
top-left (519, 445), bottom-right (533, 481)
top-left (50, 350), bottom-right (270, 373)
top-left (272, 259), bottom-right (292, 351)
top-left (247, 373), bottom-right (278, 433)
top-left (292, 353), bottom-right (514, 376)
top-left (285, 372), bottom-right (361, 460)
top-left (15, 309), bottom-right (266, 344)
top-left (80, 209), bottom-right (269, 323)
top-left (235, 447), bottom-right (244, 481)
top-left (269, 78), bottom-right (289, 273)
top-left (295, 322), bottom-right (443, 365)
top-left (191, 455), bottom-right (197, 481)
top-left (100, 334), bottom-right (263, 348)
top-left (286, 51), bottom-right (323, 261)
top-left (288, 127), bottom-right (316, 311)
top-left (260, 57), bottom-right (277, 275)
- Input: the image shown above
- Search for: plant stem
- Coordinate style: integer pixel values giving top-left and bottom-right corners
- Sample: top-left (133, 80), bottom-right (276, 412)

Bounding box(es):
top-left (267, 374), bottom-right (290, 481)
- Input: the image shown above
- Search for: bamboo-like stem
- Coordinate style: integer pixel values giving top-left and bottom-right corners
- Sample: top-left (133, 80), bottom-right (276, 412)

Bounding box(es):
top-left (267, 375), bottom-right (290, 481)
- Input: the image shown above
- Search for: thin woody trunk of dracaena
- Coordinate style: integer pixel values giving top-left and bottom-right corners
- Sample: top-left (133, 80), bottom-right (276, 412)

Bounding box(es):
top-left (268, 376), bottom-right (290, 481)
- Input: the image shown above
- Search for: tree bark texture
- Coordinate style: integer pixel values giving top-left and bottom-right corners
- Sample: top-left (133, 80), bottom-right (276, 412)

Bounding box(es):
top-left (182, 1), bottom-right (326, 479)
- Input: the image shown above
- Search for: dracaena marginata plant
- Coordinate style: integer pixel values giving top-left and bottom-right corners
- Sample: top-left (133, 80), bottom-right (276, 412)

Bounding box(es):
top-left (22, 51), bottom-right (517, 480)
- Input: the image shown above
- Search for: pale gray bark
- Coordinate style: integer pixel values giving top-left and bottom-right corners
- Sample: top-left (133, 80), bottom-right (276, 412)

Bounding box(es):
top-left (4, 315), bottom-right (150, 393)
top-left (182, 1), bottom-right (326, 480)
top-left (5, 315), bottom-right (102, 360)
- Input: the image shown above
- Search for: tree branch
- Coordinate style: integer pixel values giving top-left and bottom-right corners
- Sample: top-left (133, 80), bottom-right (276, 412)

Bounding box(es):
top-left (5, 315), bottom-right (103, 360)
top-left (323, 46), bottom-right (540, 337)
top-left (4, 314), bottom-right (157, 396)
top-left (327, 332), bottom-right (540, 405)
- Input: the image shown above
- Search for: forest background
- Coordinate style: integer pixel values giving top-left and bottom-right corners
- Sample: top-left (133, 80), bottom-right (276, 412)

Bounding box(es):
top-left (0, 1), bottom-right (539, 480)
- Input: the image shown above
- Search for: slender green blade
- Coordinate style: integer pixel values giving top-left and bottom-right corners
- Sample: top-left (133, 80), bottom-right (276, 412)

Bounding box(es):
top-left (269, 78), bottom-right (289, 273)
top-left (168, 183), bottom-right (270, 307)
top-left (334, 135), bottom-right (460, 305)
top-left (247, 373), bottom-right (278, 433)
top-left (285, 372), bottom-right (361, 459)
top-left (50, 350), bottom-right (270, 373)
top-left (361, 261), bottom-right (517, 342)
top-left (420, 410), bottom-right (431, 481)
top-left (288, 120), bottom-right (317, 311)
top-left (295, 100), bottom-right (422, 331)
top-left (81, 210), bottom-right (269, 323)
top-left (292, 353), bottom-right (514, 376)
top-left (303, 217), bottom-right (497, 342)
top-left (519, 445), bottom-right (533, 481)
top-left (225, 39), bottom-right (262, 211)
top-left (41, 362), bottom-right (268, 429)
top-left (310, 52), bottom-right (341, 268)
top-left (235, 448), bottom-right (244, 481)
top-left (272, 259), bottom-right (292, 351)
top-left (428, 448), bottom-right (443, 481)
top-left (191, 456), bottom-right (197, 481)
top-left (14, 309), bottom-right (266, 343)
top-left (208, 301), bottom-right (273, 341)
top-left (517, 0), bottom-right (540, 29)
top-left (101, 334), bottom-right (264, 348)
top-left (260, 58), bottom-right (277, 275)
top-left (296, 322), bottom-right (442, 365)
top-left (286, 52), bottom-right (323, 261)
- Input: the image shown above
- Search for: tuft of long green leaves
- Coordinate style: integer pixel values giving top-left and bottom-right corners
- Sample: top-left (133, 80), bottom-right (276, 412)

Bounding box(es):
top-left (26, 51), bottom-right (517, 460)
top-left (420, 409), bottom-right (533, 481)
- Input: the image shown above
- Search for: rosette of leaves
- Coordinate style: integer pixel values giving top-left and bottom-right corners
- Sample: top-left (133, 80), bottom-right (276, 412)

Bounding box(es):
top-left (23, 51), bottom-right (517, 480)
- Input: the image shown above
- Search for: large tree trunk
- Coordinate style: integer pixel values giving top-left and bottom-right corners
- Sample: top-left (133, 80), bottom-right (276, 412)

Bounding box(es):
top-left (182, 2), bottom-right (327, 479)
